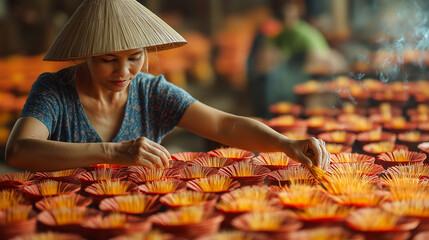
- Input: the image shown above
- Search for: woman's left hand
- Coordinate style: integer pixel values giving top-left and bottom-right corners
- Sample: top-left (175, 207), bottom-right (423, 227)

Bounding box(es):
top-left (283, 137), bottom-right (330, 170)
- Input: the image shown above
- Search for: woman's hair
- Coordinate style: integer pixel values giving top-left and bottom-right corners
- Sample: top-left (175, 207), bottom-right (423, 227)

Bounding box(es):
top-left (270, 0), bottom-right (306, 20)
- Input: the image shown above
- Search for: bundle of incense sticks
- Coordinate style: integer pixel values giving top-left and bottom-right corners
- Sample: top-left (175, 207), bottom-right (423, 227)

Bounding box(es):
top-left (252, 152), bottom-right (296, 166)
top-left (161, 190), bottom-right (210, 206)
top-left (368, 128), bottom-right (383, 141)
top-left (189, 175), bottom-right (236, 193)
top-left (402, 131), bottom-right (422, 142)
top-left (382, 149), bottom-right (418, 162)
top-left (367, 142), bottom-right (395, 154)
top-left (189, 156), bottom-right (233, 169)
top-left (267, 166), bottom-right (315, 185)
top-left (319, 171), bottom-right (377, 195)
top-left (39, 194), bottom-right (86, 210)
top-left (167, 206), bottom-right (207, 225)
top-left (41, 168), bottom-right (83, 178)
top-left (0, 206), bottom-right (32, 224)
top-left (307, 165), bottom-right (327, 182)
top-left (278, 190), bottom-right (330, 208)
top-left (129, 167), bottom-right (175, 183)
top-left (330, 131), bottom-right (347, 142)
top-left (209, 147), bottom-right (254, 160)
top-left (142, 180), bottom-right (183, 194)
top-left (227, 185), bottom-right (271, 200)
top-left (330, 192), bottom-right (389, 207)
top-left (388, 180), bottom-right (429, 201)
top-left (382, 199), bottom-right (429, 217)
top-left (0, 189), bottom-right (25, 210)
top-left (290, 204), bottom-right (351, 221)
top-left (385, 164), bottom-right (429, 178)
top-left (346, 208), bottom-right (400, 231)
top-left (94, 180), bottom-right (132, 195)
top-left (216, 198), bottom-right (276, 212)
top-left (38, 180), bottom-right (70, 196)
top-left (329, 162), bottom-right (383, 176)
top-left (178, 165), bottom-right (217, 180)
top-left (115, 194), bottom-right (157, 214)
top-left (0, 171), bottom-right (34, 182)
top-left (244, 211), bottom-right (288, 231)
top-left (50, 207), bottom-right (87, 225)
top-left (97, 213), bottom-right (128, 228)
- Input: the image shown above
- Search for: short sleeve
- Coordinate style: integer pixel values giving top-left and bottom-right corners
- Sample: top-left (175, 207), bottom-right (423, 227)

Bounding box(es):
top-left (147, 75), bottom-right (197, 136)
top-left (19, 73), bottom-right (61, 134)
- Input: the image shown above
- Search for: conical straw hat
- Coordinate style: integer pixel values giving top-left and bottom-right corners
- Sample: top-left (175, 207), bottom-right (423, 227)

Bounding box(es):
top-left (43, 0), bottom-right (187, 61)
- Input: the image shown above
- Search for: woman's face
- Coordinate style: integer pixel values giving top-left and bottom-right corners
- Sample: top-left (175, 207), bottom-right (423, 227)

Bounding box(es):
top-left (87, 48), bottom-right (145, 91)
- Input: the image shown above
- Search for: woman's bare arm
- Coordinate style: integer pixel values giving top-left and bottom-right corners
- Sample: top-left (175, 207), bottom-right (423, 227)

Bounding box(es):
top-left (5, 117), bottom-right (170, 171)
top-left (177, 102), bottom-right (330, 169)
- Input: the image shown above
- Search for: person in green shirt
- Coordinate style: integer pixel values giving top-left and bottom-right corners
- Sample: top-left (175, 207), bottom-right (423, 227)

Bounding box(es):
top-left (248, 0), bottom-right (345, 118)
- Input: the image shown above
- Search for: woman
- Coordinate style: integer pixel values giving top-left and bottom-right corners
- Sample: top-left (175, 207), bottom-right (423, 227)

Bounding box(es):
top-left (5, 0), bottom-right (329, 172)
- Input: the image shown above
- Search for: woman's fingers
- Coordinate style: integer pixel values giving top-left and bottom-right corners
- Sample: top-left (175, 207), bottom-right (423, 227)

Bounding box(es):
top-left (145, 140), bottom-right (171, 167)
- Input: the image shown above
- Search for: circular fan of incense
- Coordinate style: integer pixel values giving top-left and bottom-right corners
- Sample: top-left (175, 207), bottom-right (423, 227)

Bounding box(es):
top-left (304, 107), bottom-right (339, 118)
top-left (188, 156), bottom-right (234, 170)
top-left (9, 232), bottom-right (85, 240)
top-left (317, 122), bottom-right (347, 134)
top-left (208, 147), bottom-right (255, 162)
top-left (128, 166), bottom-right (178, 184)
top-left (231, 211), bottom-right (302, 237)
top-left (177, 165), bottom-right (218, 181)
top-left (346, 208), bottom-right (419, 233)
top-left (82, 212), bottom-right (152, 240)
top-left (398, 131), bottom-right (429, 150)
top-left (282, 131), bottom-right (311, 140)
top-left (317, 131), bottom-right (356, 146)
top-left (85, 180), bottom-right (137, 204)
top-left (252, 152), bottom-right (300, 171)
top-left (187, 175), bottom-right (240, 194)
top-left (109, 231), bottom-right (173, 240)
top-left (320, 171), bottom-right (379, 195)
top-left (382, 199), bottom-right (429, 220)
top-left (376, 149), bottom-right (426, 169)
top-left (278, 189), bottom-right (330, 208)
top-left (286, 226), bottom-right (355, 240)
top-left (418, 123), bottom-right (429, 134)
top-left (386, 178), bottom-right (429, 201)
top-left (0, 171), bottom-right (37, 189)
top-left (356, 129), bottom-right (396, 146)
top-left (329, 163), bottom-right (384, 177)
top-left (362, 141), bottom-right (408, 157)
top-left (330, 153), bottom-right (375, 164)
top-left (269, 102), bottom-right (301, 116)
top-left (330, 191), bottom-right (390, 207)
top-left (325, 143), bottom-right (352, 154)
top-left (225, 185), bottom-right (272, 201)
top-left (344, 119), bottom-right (379, 134)
top-left (385, 164), bottom-right (429, 179)
top-left (216, 195), bottom-right (282, 214)
top-left (293, 80), bottom-right (321, 95)
top-left (149, 206), bottom-right (224, 239)
top-left (171, 151), bottom-right (207, 162)
top-left (79, 168), bottom-right (128, 187)
top-left (383, 121), bottom-right (417, 134)
top-left (267, 116), bottom-right (307, 133)
top-left (306, 116), bottom-right (334, 134)
top-left (35, 168), bottom-right (86, 181)
top-left (99, 193), bottom-right (161, 215)
top-left (35, 193), bottom-right (92, 211)
top-left (218, 162), bottom-right (271, 186)
top-left (160, 190), bottom-right (218, 209)
top-left (37, 207), bottom-right (100, 232)
top-left (0, 189), bottom-right (28, 210)
top-left (266, 167), bottom-right (315, 186)
top-left (0, 205), bottom-right (37, 239)
top-left (23, 180), bottom-right (81, 202)
top-left (138, 179), bottom-right (186, 195)
top-left (287, 204), bottom-right (352, 224)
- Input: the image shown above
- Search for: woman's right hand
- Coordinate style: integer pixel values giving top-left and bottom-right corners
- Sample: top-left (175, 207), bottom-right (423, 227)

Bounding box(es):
top-left (116, 137), bottom-right (171, 168)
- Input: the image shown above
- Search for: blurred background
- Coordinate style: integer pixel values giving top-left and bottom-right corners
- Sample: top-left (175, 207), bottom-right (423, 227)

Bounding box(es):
top-left (0, 0), bottom-right (428, 173)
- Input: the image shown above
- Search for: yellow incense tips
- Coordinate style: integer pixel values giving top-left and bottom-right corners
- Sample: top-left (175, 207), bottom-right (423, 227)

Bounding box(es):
top-left (320, 172), bottom-right (377, 195)
top-left (193, 175), bottom-right (234, 192)
top-left (291, 204), bottom-right (351, 220)
top-left (347, 208), bottom-right (399, 231)
top-left (325, 144), bottom-right (346, 154)
top-left (385, 164), bottom-right (429, 178)
top-left (308, 166), bottom-right (326, 181)
top-left (38, 180), bottom-right (69, 196)
top-left (143, 180), bottom-right (181, 194)
top-left (0, 206), bottom-right (32, 224)
top-left (216, 198), bottom-right (275, 212)
top-left (384, 149), bottom-right (413, 162)
top-left (95, 180), bottom-right (131, 195)
top-left (253, 152), bottom-right (293, 166)
top-left (115, 194), bottom-right (156, 213)
top-left (41, 194), bottom-right (82, 210)
top-left (368, 141), bottom-right (395, 154)
top-left (245, 212), bottom-right (287, 231)
top-left (228, 186), bottom-right (270, 200)
top-left (98, 213), bottom-right (128, 228)
top-left (383, 199), bottom-right (429, 217)
top-left (403, 131), bottom-right (421, 142)
top-left (278, 190), bottom-right (329, 207)
top-left (51, 207), bottom-right (86, 225)
top-left (1, 171), bottom-right (34, 182)
top-left (163, 190), bottom-right (210, 206)
top-left (330, 131), bottom-right (347, 142)
top-left (91, 168), bottom-right (115, 180)
top-left (168, 206), bottom-right (207, 225)
top-left (0, 189), bottom-right (25, 210)
top-left (368, 128), bottom-right (382, 141)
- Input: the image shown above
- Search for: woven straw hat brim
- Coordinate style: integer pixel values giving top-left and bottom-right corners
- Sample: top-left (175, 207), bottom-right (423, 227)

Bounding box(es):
top-left (43, 0), bottom-right (187, 61)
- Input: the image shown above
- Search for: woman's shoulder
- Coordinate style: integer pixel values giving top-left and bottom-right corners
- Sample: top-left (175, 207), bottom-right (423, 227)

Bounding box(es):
top-left (134, 72), bottom-right (169, 87)
top-left (34, 66), bottom-right (75, 88)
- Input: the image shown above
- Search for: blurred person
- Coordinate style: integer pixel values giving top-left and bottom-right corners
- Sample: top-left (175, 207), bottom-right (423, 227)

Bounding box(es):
top-left (248, 0), bottom-right (346, 118)
top-left (5, 0), bottom-right (330, 172)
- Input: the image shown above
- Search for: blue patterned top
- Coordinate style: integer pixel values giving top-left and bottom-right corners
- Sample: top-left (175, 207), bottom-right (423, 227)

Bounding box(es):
top-left (20, 67), bottom-right (197, 143)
